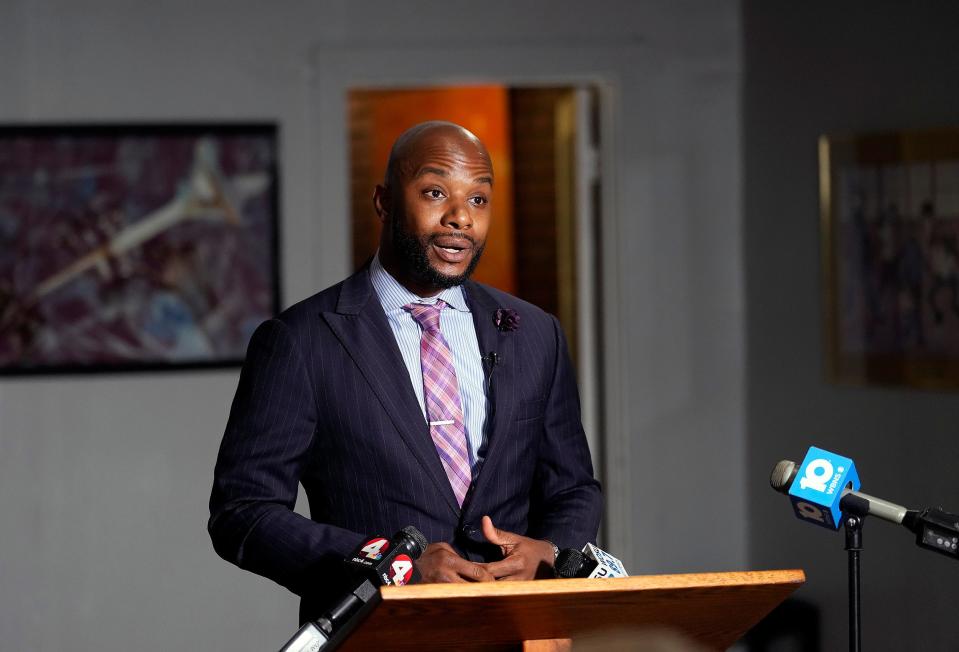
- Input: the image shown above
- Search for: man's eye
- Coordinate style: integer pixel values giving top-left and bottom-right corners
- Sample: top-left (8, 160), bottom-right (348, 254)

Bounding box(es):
top-left (425, 189), bottom-right (445, 199)
top-left (470, 196), bottom-right (488, 206)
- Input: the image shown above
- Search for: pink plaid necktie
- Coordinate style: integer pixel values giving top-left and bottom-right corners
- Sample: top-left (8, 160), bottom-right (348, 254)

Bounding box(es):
top-left (404, 300), bottom-right (472, 507)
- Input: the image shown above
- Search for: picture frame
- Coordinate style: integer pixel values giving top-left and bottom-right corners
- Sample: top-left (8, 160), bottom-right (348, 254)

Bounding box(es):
top-left (0, 123), bottom-right (281, 375)
top-left (820, 127), bottom-right (959, 389)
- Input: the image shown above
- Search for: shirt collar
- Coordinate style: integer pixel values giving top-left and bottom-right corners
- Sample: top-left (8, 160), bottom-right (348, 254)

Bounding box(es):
top-left (369, 252), bottom-right (470, 313)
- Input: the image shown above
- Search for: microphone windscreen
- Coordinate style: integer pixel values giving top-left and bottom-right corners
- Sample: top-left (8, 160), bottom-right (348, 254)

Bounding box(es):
top-left (555, 549), bottom-right (587, 578)
top-left (770, 460), bottom-right (798, 493)
top-left (399, 526), bottom-right (428, 557)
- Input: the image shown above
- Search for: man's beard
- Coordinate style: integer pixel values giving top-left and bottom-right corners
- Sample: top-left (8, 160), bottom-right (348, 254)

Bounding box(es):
top-left (391, 219), bottom-right (485, 290)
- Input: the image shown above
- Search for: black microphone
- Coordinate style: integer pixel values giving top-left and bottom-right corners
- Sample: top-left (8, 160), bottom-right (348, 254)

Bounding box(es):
top-left (481, 352), bottom-right (499, 370)
top-left (323, 527), bottom-right (427, 633)
top-left (278, 526), bottom-right (428, 652)
top-left (342, 526), bottom-right (428, 590)
top-left (555, 548), bottom-right (591, 578)
top-left (482, 352), bottom-right (499, 393)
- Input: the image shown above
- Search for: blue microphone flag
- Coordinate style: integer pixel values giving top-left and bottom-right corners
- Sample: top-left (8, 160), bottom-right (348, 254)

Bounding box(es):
top-left (787, 446), bottom-right (860, 530)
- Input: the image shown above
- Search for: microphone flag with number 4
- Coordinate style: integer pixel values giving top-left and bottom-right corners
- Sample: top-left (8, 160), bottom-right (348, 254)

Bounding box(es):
top-left (788, 446), bottom-right (860, 530)
top-left (356, 537), bottom-right (389, 561)
top-left (347, 533), bottom-right (420, 586)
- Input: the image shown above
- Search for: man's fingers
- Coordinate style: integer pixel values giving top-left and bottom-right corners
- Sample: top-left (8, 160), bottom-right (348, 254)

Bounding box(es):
top-left (463, 560), bottom-right (496, 582)
top-left (437, 546), bottom-right (493, 581)
top-left (485, 556), bottom-right (525, 579)
top-left (448, 555), bottom-right (494, 582)
top-left (437, 570), bottom-right (468, 583)
top-left (417, 543), bottom-right (466, 583)
top-left (481, 515), bottom-right (516, 547)
top-left (415, 541), bottom-right (495, 583)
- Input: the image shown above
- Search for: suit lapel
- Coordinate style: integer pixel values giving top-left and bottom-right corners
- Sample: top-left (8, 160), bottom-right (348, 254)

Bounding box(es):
top-left (321, 269), bottom-right (460, 517)
top-left (463, 282), bottom-right (518, 509)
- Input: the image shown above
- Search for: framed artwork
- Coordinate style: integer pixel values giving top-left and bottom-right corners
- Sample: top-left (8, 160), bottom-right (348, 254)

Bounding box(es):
top-left (820, 127), bottom-right (959, 389)
top-left (0, 124), bottom-right (280, 374)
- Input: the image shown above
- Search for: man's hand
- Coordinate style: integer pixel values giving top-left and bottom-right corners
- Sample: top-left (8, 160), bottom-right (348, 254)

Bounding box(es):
top-left (481, 515), bottom-right (555, 581)
top-left (414, 542), bottom-right (495, 583)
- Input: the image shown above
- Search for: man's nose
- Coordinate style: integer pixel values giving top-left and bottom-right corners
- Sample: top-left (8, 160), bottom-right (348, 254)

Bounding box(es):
top-left (441, 197), bottom-right (472, 230)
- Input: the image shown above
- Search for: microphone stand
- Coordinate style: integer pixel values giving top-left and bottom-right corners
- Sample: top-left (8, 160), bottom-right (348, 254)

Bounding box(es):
top-left (838, 493), bottom-right (959, 652)
top-left (840, 494), bottom-right (871, 652)
top-left (843, 513), bottom-right (863, 652)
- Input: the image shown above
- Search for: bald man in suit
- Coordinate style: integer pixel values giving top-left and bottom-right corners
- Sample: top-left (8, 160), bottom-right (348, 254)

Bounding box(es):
top-left (209, 121), bottom-right (602, 621)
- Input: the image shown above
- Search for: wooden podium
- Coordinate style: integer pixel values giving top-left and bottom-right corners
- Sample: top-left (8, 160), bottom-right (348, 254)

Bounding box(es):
top-left (336, 569), bottom-right (805, 651)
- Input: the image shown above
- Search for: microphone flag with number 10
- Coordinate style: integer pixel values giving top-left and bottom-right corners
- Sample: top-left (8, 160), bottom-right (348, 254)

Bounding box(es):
top-left (787, 446), bottom-right (860, 530)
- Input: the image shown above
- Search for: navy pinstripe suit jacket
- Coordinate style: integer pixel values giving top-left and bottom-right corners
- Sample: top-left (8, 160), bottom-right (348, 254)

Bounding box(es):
top-left (208, 266), bottom-right (602, 619)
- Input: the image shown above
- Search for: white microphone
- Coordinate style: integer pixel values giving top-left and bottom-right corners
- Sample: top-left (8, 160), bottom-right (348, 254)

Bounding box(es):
top-left (582, 543), bottom-right (628, 578)
top-left (555, 543), bottom-right (628, 578)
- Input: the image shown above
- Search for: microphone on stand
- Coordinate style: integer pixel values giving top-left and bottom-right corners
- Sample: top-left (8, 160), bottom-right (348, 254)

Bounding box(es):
top-left (770, 448), bottom-right (959, 560)
top-left (769, 446), bottom-right (959, 652)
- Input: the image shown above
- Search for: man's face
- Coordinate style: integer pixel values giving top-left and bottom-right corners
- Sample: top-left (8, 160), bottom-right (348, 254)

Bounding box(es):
top-left (379, 129), bottom-right (493, 294)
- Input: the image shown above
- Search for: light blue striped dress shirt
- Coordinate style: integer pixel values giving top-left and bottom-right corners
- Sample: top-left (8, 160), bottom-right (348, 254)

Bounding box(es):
top-left (369, 254), bottom-right (489, 467)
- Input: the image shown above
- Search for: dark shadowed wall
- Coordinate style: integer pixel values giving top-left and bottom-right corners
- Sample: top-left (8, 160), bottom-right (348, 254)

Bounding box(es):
top-left (745, 2), bottom-right (959, 649)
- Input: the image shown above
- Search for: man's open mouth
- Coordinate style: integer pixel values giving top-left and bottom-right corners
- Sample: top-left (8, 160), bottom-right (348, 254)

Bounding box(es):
top-left (430, 236), bottom-right (473, 264)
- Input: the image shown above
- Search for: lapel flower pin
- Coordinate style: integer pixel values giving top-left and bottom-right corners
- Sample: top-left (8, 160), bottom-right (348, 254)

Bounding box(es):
top-left (493, 308), bottom-right (520, 332)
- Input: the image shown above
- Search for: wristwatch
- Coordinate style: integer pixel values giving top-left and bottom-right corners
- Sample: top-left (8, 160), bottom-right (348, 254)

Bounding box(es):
top-left (546, 540), bottom-right (560, 562)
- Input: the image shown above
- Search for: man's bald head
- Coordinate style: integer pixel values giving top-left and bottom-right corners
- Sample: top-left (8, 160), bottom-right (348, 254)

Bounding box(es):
top-left (372, 120), bottom-right (494, 297)
top-left (384, 121), bottom-right (493, 190)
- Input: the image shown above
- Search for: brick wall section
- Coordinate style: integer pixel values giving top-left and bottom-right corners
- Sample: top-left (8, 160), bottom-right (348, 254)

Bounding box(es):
top-left (508, 88), bottom-right (565, 317)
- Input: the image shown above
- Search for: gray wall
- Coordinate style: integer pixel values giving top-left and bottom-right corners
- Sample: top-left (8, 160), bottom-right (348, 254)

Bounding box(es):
top-left (0, 1), bottom-right (745, 650)
top-left (744, 2), bottom-right (959, 650)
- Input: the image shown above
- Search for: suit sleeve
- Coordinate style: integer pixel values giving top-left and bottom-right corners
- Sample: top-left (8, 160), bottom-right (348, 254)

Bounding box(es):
top-left (208, 318), bottom-right (363, 596)
top-left (527, 315), bottom-right (604, 550)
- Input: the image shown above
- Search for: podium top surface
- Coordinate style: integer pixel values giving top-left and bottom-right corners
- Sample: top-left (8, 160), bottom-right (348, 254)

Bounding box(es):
top-left (339, 569), bottom-right (805, 651)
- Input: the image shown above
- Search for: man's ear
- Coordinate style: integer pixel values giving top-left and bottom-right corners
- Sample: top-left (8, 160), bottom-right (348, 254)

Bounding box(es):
top-left (373, 184), bottom-right (391, 223)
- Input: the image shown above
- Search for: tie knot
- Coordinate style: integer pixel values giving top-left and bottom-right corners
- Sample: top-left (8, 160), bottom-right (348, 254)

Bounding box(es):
top-left (405, 300), bottom-right (446, 333)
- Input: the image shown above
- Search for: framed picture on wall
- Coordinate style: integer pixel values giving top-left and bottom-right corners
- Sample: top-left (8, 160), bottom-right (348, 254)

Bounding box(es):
top-left (0, 123), bottom-right (281, 374)
top-left (820, 127), bottom-right (959, 389)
